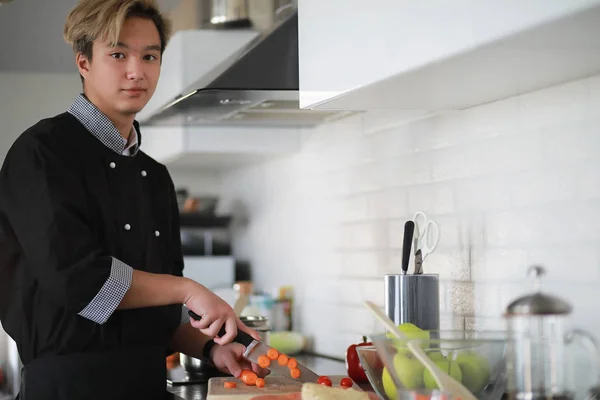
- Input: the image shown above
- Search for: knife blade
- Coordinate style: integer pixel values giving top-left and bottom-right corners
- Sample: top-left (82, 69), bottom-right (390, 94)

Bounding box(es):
top-left (243, 339), bottom-right (320, 383)
top-left (414, 248), bottom-right (423, 274)
top-left (188, 310), bottom-right (320, 383)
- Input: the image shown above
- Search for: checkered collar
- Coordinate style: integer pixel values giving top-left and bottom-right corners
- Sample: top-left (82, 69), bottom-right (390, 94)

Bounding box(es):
top-left (67, 93), bottom-right (140, 156)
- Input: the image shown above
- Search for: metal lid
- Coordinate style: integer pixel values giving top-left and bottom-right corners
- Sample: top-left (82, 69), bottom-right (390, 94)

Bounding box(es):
top-left (504, 266), bottom-right (573, 316)
top-left (240, 315), bottom-right (270, 330)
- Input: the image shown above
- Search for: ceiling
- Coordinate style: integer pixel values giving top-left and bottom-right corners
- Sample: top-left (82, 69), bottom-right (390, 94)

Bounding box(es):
top-left (0, 0), bottom-right (182, 73)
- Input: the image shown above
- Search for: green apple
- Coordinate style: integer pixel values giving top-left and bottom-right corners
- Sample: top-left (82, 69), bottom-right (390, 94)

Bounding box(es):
top-left (382, 366), bottom-right (396, 400)
top-left (455, 351), bottom-right (491, 394)
top-left (385, 323), bottom-right (425, 339)
top-left (427, 351), bottom-right (445, 362)
top-left (386, 323), bottom-right (430, 357)
top-left (395, 353), bottom-right (425, 389)
top-left (382, 352), bottom-right (425, 397)
top-left (398, 323), bottom-right (422, 332)
top-left (423, 360), bottom-right (462, 390)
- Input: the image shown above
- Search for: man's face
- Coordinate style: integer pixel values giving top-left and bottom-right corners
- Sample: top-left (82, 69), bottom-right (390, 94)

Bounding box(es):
top-left (78, 17), bottom-right (162, 117)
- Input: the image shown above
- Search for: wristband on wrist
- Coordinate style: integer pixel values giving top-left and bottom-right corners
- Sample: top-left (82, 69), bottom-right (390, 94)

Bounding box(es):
top-left (202, 339), bottom-right (217, 360)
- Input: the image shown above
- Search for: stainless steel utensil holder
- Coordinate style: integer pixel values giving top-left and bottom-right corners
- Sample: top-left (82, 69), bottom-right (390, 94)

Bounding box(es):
top-left (384, 274), bottom-right (440, 331)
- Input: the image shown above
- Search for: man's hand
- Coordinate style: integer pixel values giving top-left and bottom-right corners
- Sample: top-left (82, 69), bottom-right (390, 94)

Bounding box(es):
top-left (184, 281), bottom-right (260, 345)
top-left (210, 342), bottom-right (270, 378)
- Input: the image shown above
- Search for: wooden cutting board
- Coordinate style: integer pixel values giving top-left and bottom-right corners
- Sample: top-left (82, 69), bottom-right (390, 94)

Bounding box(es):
top-left (207, 375), bottom-right (360, 400)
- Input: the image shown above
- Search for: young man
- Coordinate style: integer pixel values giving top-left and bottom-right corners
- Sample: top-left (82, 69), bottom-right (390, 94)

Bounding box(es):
top-left (0, 1), bottom-right (265, 399)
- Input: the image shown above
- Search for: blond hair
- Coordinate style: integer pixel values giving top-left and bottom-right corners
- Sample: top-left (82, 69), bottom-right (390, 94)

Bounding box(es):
top-left (64, 0), bottom-right (172, 59)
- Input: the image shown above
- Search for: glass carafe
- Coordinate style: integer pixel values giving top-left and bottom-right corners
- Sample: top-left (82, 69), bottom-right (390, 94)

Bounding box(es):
top-left (504, 266), bottom-right (600, 400)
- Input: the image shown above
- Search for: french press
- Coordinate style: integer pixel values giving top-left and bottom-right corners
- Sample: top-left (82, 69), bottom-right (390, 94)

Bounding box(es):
top-left (504, 266), bottom-right (600, 400)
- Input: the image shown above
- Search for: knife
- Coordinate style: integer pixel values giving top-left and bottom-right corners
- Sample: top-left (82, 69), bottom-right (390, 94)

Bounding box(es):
top-left (401, 221), bottom-right (415, 275)
top-left (414, 248), bottom-right (423, 274)
top-left (188, 310), bottom-right (320, 383)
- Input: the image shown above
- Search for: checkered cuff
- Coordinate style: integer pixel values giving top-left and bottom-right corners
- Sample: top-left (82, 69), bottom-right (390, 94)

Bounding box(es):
top-left (78, 257), bottom-right (133, 324)
top-left (181, 305), bottom-right (190, 324)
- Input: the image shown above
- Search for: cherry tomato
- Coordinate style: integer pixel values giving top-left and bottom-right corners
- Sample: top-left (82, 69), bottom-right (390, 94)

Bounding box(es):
top-left (317, 376), bottom-right (332, 387)
top-left (340, 377), bottom-right (353, 388)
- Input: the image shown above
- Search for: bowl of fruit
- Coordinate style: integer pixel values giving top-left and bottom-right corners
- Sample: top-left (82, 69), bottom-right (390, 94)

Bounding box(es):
top-left (357, 325), bottom-right (508, 400)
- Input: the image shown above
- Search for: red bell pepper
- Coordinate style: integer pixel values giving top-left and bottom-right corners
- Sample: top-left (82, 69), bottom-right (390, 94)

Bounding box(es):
top-left (345, 336), bottom-right (371, 383)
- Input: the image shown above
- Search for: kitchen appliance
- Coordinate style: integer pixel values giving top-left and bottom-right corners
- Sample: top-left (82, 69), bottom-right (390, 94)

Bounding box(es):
top-left (181, 230), bottom-right (232, 256)
top-left (504, 265), bottom-right (600, 399)
top-left (179, 210), bottom-right (232, 257)
top-left (240, 315), bottom-right (270, 344)
top-left (181, 195), bottom-right (219, 215)
top-left (168, 354), bottom-right (229, 386)
top-left (206, 0), bottom-right (251, 28)
top-left (139, 3), bottom-right (356, 128)
top-left (188, 311), bottom-right (319, 383)
top-left (384, 274), bottom-right (440, 331)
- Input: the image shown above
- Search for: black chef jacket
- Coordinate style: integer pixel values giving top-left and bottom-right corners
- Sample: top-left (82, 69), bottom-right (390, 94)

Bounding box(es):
top-left (0, 110), bottom-right (184, 399)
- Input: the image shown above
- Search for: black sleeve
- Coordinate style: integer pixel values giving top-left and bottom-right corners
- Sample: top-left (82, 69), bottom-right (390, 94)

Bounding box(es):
top-left (0, 133), bottom-right (132, 324)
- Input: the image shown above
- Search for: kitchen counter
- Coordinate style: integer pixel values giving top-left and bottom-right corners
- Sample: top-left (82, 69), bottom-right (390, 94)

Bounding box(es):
top-left (166, 354), bottom-right (348, 400)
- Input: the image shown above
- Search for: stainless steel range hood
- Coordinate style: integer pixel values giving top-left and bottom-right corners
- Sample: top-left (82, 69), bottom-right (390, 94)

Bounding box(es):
top-left (139, 9), bottom-right (355, 128)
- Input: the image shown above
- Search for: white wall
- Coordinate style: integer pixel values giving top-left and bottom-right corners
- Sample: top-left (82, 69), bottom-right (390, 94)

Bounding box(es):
top-left (0, 72), bottom-right (82, 163)
top-left (218, 74), bottom-right (600, 358)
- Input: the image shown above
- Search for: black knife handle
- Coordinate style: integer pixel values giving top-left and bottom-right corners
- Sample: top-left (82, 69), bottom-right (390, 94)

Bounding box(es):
top-left (188, 310), bottom-right (254, 347)
top-left (401, 220), bottom-right (415, 274)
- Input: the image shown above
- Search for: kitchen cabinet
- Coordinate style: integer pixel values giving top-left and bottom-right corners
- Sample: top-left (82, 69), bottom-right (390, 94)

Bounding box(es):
top-left (140, 124), bottom-right (303, 169)
top-left (298, 0), bottom-right (600, 111)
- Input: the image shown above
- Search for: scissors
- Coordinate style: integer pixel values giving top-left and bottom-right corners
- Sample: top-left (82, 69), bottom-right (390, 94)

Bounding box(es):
top-left (412, 211), bottom-right (440, 274)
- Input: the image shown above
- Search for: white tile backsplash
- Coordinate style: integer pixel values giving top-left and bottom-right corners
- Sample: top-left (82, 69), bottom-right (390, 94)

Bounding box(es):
top-left (340, 251), bottom-right (387, 278)
top-left (430, 147), bottom-right (479, 181)
top-left (541, 118), bottom-right (600, 163)
top-left (518, 79), bottom-right (589, 131)
top-left (366, 189), bottom-right (408, 220)
top-left (462, 95), bottom-right (520, 140)
top-left (339, 221), bottom-right (389, 250)
top-left (412, 113), bottom-right (465, 152)
top-left (361, 279), bottom-right (386, 308)
top-left (509, 167), bottom-right (578, 207)
top-left (454, 174), bottom-right (513, 212)
top-left (385, 155), bottom-right (432, 187)
top-left (370, 123), bottom-right (413, 159)
top-left (407, 183), bottom-right (455, 215)
top-left (217, 73), bottom-right (600, 358)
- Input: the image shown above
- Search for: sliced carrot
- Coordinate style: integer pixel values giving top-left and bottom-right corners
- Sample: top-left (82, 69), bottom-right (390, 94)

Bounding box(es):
top-left (224, 381), bottom-right (237, 389)
top-left (290, 368), bottom-right (301, 379)
top-left (240, 369), bottom-right (258, 386)
top-left (255, 378), bottom-right (266, 388)
top-left (287, 358), bottom-right (298, 369)
top-left (277, 354), bottom-right (289, 366)
top-left (257, 355), bottom-right (271, 368)
top-left (267, 348), bottom-right (279, 360)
